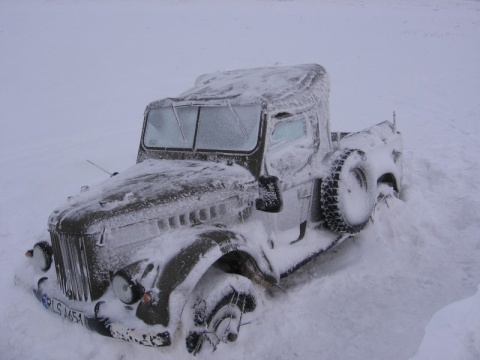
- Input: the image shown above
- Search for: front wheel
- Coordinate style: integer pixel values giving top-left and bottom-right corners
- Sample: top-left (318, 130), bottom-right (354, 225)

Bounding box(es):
top-left (184, 268), bottom-right (256, 355)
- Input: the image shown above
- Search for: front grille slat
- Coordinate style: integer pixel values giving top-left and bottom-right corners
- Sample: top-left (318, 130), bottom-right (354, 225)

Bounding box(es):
top-left (65, 239), bottom-right (80, 300)
top-left (50, 230), bottom-right (91, 302)
top-left (78, 238), bottom-right (91, 301)
top-left (51, 232), bottom-right (67, 293)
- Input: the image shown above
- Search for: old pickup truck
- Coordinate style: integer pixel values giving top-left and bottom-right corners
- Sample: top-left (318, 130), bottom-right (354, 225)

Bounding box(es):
top-left (18, 64), bottom-right (402, 354)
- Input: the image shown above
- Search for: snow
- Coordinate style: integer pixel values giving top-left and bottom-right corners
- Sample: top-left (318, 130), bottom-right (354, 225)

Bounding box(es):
top-left (50, 158), bottom-right (254, 233)
top-left (411, 284), bottom-right (480, 360)
top-left (176, 63), bottom-right (328, 113)
top-left (1, 0), bottom-right (480, 359)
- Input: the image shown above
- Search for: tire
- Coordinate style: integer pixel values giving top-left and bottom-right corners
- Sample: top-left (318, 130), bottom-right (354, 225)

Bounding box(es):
top-left (321, 149), bottom-right (376, 234)
top-left (184, 268), bottom-right (256, 355)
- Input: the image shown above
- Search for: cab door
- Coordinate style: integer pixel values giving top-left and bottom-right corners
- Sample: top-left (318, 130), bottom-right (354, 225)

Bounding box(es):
top-left (264, 112), bottom-right (316, 245)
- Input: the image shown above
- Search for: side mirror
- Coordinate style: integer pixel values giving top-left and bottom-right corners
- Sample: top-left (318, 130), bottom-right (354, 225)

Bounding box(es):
top-left (255, 176), bottom-right (283, 213)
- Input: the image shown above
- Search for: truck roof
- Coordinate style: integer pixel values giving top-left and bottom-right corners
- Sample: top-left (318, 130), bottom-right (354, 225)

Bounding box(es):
top-left (148, 64), bottom-right (329, 113)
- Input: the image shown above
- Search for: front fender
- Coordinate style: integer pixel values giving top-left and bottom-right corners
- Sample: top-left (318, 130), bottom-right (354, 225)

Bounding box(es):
top-left (136, 229), bottom-right (275, 330)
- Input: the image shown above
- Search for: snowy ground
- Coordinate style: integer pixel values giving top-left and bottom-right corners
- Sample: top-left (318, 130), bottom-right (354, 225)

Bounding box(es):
top-left (1, 0), bottom-right (480, 359)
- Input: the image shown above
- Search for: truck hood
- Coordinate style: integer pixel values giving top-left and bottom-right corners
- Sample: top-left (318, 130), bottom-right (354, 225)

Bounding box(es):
top-left (49, 159), bottom-right (256, 234)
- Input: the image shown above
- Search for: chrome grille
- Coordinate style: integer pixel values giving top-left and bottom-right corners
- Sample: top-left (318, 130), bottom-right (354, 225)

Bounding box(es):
top-left (50, 230), bottom-right (91, 301)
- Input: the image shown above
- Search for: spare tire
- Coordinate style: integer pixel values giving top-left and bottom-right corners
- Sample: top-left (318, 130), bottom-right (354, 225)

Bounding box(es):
top-left (321, 149), bottom-right (376, 234)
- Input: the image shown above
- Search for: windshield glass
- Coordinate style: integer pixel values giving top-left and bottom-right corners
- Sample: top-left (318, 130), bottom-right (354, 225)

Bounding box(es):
top-left (144, 104), bottom-right (261, 152)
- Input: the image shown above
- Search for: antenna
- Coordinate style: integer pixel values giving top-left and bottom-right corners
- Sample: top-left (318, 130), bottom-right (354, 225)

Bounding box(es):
top-left (86, 160), bottom-right (118, 177)
top-left (393, 111), bottom-right (396, 130)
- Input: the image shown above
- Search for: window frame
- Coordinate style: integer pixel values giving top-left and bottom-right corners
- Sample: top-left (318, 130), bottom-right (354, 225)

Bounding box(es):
top-left (142, 104), bottom-right (263, 154)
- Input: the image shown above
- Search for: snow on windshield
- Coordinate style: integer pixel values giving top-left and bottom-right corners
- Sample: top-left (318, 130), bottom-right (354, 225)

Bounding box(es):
top-left (144, 104), bottom-right (261, 152)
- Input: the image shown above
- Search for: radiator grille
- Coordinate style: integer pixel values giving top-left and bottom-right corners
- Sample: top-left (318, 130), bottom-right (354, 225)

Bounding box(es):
top-left (50, 230), bottom-right (91, 302)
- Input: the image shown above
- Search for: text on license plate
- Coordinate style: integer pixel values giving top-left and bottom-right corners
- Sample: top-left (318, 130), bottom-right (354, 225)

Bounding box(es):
top-left (42, 294), bottom-right (86, 327)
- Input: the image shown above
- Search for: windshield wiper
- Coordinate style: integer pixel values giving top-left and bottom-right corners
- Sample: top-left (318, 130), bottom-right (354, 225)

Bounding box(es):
top-left (227, 101), bottom-right (247, 139)
top-left (171, 104), bottom-right (187, 144)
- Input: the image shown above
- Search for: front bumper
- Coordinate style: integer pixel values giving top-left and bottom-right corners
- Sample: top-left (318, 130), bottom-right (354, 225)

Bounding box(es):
top-left (17, 267), bottom-right (172, 347)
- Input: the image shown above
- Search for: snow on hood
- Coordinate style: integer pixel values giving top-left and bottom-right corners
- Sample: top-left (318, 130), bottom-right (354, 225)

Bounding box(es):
top-left (49, 159), bottom-right (256, 234)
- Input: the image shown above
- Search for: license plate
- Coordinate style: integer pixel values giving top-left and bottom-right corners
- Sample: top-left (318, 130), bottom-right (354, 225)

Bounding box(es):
top-left (41, 293), bottom-right (86, 327)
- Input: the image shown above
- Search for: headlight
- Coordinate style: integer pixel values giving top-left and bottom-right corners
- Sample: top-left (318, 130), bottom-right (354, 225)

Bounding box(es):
top-left (112, 272), bottom-right (144, 304)
top-left (32, 242), bottom-right (53, 271)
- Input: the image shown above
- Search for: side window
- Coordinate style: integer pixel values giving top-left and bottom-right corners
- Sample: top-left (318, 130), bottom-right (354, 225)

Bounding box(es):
top-left (266, 115), bottom-right (313, 178)
top-left (270, 118), bottom-right (307, 151)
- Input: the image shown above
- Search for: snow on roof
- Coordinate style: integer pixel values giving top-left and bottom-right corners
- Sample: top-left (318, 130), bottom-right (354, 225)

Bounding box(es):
top-left (149, 64), bottom-right (329, 113)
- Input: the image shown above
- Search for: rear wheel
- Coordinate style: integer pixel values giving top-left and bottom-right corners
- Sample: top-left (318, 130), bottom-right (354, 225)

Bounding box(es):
top-left (184, 268), bottom-right (256, 355)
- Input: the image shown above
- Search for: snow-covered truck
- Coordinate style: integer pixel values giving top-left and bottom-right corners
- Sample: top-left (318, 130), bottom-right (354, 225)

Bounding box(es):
top-left (18, 64), bottom-right (402, 354)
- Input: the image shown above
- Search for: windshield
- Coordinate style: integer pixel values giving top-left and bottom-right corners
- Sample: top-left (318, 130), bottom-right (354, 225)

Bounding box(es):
top-left (144, 104), bottom-right (261, 152)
